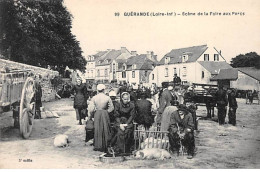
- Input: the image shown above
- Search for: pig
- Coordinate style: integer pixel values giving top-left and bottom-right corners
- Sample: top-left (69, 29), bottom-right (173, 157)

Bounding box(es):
top-left (54, 134), bottom-right (69, 147)
top-left (40, 106), bottom-right (60, 119)
top-left (134, 148), bottom-right (171, 160)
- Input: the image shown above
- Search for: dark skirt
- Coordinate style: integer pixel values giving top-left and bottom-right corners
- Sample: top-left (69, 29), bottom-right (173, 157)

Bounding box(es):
top-left (93, 110), bottom-right (111, 152)
top-left (111, 117), bottom-right (134, 154)
top-left (74, 93), bottom-right (87, 109)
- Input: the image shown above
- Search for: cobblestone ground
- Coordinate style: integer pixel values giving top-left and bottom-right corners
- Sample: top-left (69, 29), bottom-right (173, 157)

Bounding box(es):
top-left (0, 98), bottom-right (260, 168)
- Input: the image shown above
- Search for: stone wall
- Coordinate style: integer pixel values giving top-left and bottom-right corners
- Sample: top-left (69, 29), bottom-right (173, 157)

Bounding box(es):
top-left (0, 58), bottom-right (59, 102)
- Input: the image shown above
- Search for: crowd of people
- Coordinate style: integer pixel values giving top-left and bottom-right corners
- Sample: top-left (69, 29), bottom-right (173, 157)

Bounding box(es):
top-left (48, 73), bottom-right (243, 159)
top-left (63, 75), bottom-right (198, 159)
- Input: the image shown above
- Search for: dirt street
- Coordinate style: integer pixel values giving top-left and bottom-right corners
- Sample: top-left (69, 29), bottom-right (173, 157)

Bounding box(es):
top-left (0, 98), bottom-right (260, 169)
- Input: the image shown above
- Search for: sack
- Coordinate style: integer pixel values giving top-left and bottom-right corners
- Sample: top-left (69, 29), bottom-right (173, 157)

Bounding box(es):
top-left (85, 119), bottom-right (94, 130)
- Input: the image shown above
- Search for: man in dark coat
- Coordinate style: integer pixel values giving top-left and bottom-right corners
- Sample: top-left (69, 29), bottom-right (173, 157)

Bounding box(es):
top-left (135, 93), bottom-right (154, 130)
top-left (128, 86), bottom-right (137, 103)
top-left (157, 82), bottom-right (174, 123)
top-left (173, 73), bottom-right (182, 86)
top-left (35, 75), bottom-right (42, 119)
top-left (228, 89), bottom-right (238, 126)
top-left (119, 82), bottom-right (128, 97)
top-left (168, 104), bottom-right (195, 159)
top-left (247, 90), bottom-right (253, 104)
top-left (205, 86), bottom-right (216, 118)
top-left (215, 85), bottom-right (228, 125)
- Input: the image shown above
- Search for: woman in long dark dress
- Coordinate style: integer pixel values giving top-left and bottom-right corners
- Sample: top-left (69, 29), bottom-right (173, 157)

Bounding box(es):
top-left (71, 78), bottom-right (87, 125)
top-left (90, 84), bottom-right (114, 152)
top-left (111, 92), bottom-right (136, 154)
top-left (108, 91), bottom-right (119, 142)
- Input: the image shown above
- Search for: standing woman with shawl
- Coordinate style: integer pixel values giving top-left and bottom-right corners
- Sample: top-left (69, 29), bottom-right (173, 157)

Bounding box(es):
top-left (71, 78), bottom-right (87, 125)
top-left (90, 84), bottom-right (114, 152)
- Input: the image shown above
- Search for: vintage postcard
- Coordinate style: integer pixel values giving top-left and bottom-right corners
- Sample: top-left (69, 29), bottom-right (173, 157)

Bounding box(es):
top-left (0, 0), bottom-right (260, 169)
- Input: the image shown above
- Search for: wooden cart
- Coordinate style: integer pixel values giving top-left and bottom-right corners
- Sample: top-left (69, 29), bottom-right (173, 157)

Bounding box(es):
top-left (0, 69), bottom-right (36, 139)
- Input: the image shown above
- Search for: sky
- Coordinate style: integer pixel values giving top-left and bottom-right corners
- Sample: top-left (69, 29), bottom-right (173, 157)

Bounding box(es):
top-left (64, 0), bottom-right (260, 63)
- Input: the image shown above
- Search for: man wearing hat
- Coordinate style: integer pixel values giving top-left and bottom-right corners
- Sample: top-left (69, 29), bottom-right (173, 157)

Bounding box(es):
top-left (173, 73), bottom-right (182, 86)
top-left (228, 89), bottom-right (238, 126)
top-left (215, 85), bottom-right (228, 125)
top-left (35, 74), bottom-right (43, 119)
top-left (158, 82), bottom-right (174, 123)
top-left (135, 92), bottom-right (154, 130)
top-left (168, 104), bottom-right (195, 159)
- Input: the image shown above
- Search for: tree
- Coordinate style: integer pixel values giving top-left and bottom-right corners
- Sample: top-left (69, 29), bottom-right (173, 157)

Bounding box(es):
top-left (0, 0), bottom-right (86, 73)
top-left (231, 52), bottom-right (260, 69)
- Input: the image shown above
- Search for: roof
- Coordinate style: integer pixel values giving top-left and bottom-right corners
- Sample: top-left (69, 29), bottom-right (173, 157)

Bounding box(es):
top-left (198, 61), bottom-right (232, 74)
top-left (126, 54), bottom-right (157, 71)
top-left (158, 45), bottom-right (208, 65)
top-left (237, 67), bottom-right (260, 81)
top-left (96, 50), bottom-right (122, 66)
top-left (211, 68), bottom-right (238, 81)
top-left (93, 51), bottom-right (108, 58)
top-left (116, 59), bottom-right (127, 63)
top-left (127, 55), bottom-right (147, 65)
top-left (139, 62), bottom-right (156, 70)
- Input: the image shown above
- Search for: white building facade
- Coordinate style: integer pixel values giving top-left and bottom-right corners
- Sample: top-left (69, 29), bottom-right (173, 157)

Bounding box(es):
top-left (149, 45), bottom-right (231, 87)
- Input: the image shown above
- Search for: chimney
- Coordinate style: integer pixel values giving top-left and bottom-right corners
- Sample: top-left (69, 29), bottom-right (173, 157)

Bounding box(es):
top-left (147, 51), bottom-right (155, 61)
top-left (153, 55), bottom-right (158, 61)
top-left (131, 51), bottom-right (137, 56)
top-left (219, 50), bottom-right (222, 55)
top-left (121, 47), bottom-right (127, 53)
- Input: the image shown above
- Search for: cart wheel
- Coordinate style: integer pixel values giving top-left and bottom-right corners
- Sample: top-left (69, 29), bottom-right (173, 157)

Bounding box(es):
top-left (19, 77), bottom-right (36, 139)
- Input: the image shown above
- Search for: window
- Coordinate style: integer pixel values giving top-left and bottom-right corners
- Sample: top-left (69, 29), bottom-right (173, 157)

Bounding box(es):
top-left (182, 67), bottom-right (187, 77)
top-left (145, 71), bottom-right (148, 77)
top-left (204, 54), bottom-right (209, 61)
top-left (113, 63), bottom-right (116, 71)
top-left (152, 74), bottom-right (154, 80)
top-left (165, 68), bottom-right (169, 77)
top-left (105, 69), bottom-right (108, 77)
top-left (174, 67), bottom-right (177, 75)
top-left (132, 71), bottom-right (135, 78)
top-left (165, 57), bottom-right (170, 64)
top-left (122, 64), bottom-right (126, 71)
top-left (122, 71), bottom-right (126, 78)
top-left (97, 69), bottom-right (100, 77)
top-left (132, 64), bottom-right (136, 69)
top-left (214, 54), bottom-right (219, 61)
top-left (182, 55), bottom-right (188, 62)
top-left (202, 71), bottom-right (205, 78)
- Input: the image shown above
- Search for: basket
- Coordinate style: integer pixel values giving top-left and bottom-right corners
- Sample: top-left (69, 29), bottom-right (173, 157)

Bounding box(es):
top-left (99, 154), bottom-right (125, 163)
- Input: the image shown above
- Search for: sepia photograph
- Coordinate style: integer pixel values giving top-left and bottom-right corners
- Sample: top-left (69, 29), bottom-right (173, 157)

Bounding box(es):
top-left (0, 0), bottom-right (260, 169)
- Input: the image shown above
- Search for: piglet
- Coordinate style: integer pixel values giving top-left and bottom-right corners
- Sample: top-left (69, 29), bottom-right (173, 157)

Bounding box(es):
top-left (54, 134), bottom-right (69, 147)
